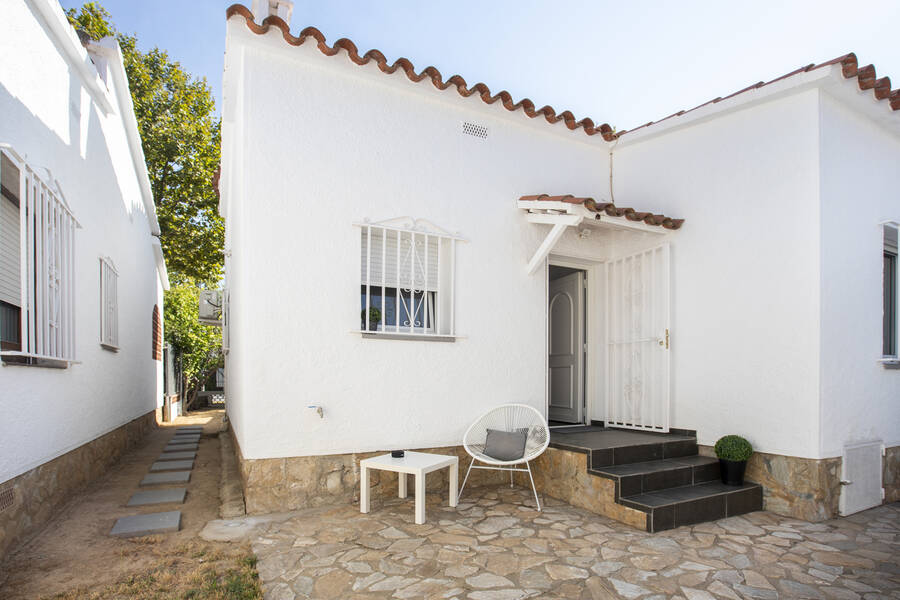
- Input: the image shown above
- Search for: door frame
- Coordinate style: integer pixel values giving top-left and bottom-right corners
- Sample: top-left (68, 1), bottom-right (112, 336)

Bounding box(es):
top-left (545, 254), bottom-right (605, 427)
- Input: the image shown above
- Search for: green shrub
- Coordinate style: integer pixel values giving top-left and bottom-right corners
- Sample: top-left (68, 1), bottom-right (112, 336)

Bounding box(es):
top-left (360, 307), bottom-right (381, 325)
top-left (714, 435), bottom-right (753, 461)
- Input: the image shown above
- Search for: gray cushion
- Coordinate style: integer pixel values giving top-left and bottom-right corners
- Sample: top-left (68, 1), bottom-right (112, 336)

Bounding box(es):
top-left (483, 428), bottom-right (527, 462)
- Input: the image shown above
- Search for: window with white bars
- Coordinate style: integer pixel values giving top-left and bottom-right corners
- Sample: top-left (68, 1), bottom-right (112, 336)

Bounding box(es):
top-left (0, 147), bottom-right (79, 365)
top-left (100, 257), bottom-right (119, 350)
top-left (358, 219), bottom-right (460, 338)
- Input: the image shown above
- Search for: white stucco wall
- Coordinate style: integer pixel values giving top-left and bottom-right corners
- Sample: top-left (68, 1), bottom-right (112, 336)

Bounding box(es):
top-left (613, 91), bottom-right (824, 458)
top-left (0, 0), bottom-right (163, 484)
top-left (221, 23), bottom-right (611, 459)
top-left (223, 19), bottom-right (899, 463)
top-left (818, 89), bottom-right (900, 457)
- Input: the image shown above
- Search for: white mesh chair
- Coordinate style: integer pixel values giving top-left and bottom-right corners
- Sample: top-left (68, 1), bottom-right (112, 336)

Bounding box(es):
top-left (458, 403), bottom-right (550, 510)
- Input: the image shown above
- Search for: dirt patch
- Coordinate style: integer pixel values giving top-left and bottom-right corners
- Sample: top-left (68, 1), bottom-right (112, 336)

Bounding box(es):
top-left (0, 409), bottom-right (258, 600)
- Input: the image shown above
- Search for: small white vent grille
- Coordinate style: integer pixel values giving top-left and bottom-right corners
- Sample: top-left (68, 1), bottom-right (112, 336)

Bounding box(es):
top-left (0, 486), bottom-right (14, 512)
top-left (462, 121), bottom-right (488, 139)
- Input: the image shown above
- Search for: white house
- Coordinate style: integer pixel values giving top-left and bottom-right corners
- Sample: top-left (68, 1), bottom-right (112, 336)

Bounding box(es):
top-left (219, 1), bottom-right (899, 526)
top-left (0, 0), bottom-right (168, 557)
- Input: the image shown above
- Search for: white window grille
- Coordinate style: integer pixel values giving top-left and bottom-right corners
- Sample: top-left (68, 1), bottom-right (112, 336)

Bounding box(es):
top-left (99, 257), bottom-right (119, 350)
top-left (357, 217), bottom-right (462, 338)
top-left (0, 146), bottom-right (79, 365)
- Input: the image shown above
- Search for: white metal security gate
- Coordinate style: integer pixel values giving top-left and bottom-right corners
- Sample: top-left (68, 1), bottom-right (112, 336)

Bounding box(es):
top-left (606, 243), bottom-right (670, 431)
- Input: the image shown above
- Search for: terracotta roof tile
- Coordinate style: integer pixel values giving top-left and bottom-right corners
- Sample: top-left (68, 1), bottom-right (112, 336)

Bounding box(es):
top-left (225, 4), bottom-right (616, 141)
top-left (618, 53), bottom-right (899, 136)
top-left (226, 5), bottom-right (897, 142)
top-left (519, 194), bottom-right (684, 230)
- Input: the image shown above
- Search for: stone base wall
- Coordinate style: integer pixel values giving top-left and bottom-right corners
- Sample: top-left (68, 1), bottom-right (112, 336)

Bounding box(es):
top-left (0, 411), bottom-right (156, 559)
top-left (700, 445), bottom-right (900, 521)
top-left (532, 447), bottom-right (648, 530)
top-left (231, 433), bottom-right (509, 514)
top-left (698, 445), bottom-right (840, 521)
top-left (884, 445), bottom-right (900, 503)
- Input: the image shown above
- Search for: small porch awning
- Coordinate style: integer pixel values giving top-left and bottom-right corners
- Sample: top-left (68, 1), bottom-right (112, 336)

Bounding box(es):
top-left (518, 194), bottom-right (684, 274)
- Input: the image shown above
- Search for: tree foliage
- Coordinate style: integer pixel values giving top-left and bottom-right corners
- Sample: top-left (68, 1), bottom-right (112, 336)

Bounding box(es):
top-left (67, 3), bottom-right (224, 408)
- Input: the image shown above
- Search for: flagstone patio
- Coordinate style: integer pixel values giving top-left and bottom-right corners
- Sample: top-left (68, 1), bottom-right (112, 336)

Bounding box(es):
top-left (231, 487), bottom-right (900, 600)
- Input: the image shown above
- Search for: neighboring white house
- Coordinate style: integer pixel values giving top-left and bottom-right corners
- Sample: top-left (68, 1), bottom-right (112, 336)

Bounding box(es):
top-left (0, 0), bottom-right (168, 557)
top-left (220, 2), bottom-right (899, 519)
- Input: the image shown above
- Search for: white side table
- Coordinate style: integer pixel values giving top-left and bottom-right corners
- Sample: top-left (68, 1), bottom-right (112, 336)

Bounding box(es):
top-left (359, 451), bottom-right (458, 524)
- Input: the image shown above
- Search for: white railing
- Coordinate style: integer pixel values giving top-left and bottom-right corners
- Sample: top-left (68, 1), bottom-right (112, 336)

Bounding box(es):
top-left (356, 218), bottom-right (461, 338)
top-left (0, 148), bottom-right (78, 363)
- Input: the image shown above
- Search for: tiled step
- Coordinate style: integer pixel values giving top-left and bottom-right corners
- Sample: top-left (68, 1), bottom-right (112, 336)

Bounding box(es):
top-left (589, 455), bottom-right (720, 499)
top-left (620, 480), bottom-right (763, 532)
top-left (589, 437), bottom-right (698, 468)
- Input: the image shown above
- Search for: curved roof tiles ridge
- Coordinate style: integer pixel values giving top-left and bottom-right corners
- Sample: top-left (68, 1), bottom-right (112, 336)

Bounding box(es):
top-left (519, 194), bottom-right (685, 230)
top-left (225, 4), bottom-right (616, 141)
top-left (618, 52), bottom-right (899, 137)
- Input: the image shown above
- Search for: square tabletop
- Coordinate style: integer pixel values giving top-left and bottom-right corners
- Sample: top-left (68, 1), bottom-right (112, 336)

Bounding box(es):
top-left (360, 451), bottom-right (457, 474)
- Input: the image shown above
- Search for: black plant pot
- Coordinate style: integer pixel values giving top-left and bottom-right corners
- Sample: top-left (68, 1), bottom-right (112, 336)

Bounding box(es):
top-left (719, 459), bottom-right (747, 486)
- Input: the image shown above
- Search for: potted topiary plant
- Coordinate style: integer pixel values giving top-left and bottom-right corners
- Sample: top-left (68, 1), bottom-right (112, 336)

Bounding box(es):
top-left (361, 307), bottom-right (381, 331)
top-left (714, 435), bottom-right (753, 485)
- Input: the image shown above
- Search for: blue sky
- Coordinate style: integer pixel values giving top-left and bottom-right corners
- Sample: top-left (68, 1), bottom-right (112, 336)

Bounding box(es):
top-left (60, 0), bottom-right (900, 130)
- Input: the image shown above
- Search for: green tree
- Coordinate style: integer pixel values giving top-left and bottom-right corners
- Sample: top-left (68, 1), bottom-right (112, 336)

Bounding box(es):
top-left (66, 3), bottom-right (223, 285)
top-left (163, 285), bottom-right (223, 410)
top-left (67, 3), bottom-right (224, 409)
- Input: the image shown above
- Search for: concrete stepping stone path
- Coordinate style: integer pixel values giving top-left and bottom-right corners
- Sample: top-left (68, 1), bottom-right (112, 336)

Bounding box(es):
top-left (127, 488), bottom-right (187, 507)
top-left (110, 511), bottom-right (181, 537)
top-left (150, 459), bottom-right (194, 472)
top-left (164, 443), bottom-right (198, 452)
top-left (172, 434), bottom-right (200, 441)
top-left (140, 471), bottom-right (191, 486)
top-left (157, 450), bottom-right (196, 461)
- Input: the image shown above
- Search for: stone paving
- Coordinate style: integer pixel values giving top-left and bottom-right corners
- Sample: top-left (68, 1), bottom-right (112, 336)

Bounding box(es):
top-left (238, 487), bottom-right (900, 600)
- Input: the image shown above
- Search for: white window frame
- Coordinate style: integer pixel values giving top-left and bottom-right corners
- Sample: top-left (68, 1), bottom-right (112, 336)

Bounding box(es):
top-left (881, 221), bottom-right (899, 366)
top-left (0, 145), bottom-right (80, 366)
top-left (99, 256), bottom-right (119, 350)
top-left (355, 217), bottom-right (463, 340)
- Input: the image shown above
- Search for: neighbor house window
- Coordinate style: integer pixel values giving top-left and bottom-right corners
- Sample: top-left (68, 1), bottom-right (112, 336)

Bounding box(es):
top-left (885, 223), bottom-right (898, 358)
top-left (99, 257), bottom-right (119, 350)
top-left (0, 147), bottom-right (78, 364)
top-left (358, 218), bottom-right (460, 337)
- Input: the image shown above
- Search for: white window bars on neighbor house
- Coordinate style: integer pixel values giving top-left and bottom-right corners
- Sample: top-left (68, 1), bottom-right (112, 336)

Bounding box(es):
top-left (99, 257), bottom-right (119, 350)
top-left (356, 217), bottom-right (462, 339)
top-left (0, 146), bottom-right (79, 365)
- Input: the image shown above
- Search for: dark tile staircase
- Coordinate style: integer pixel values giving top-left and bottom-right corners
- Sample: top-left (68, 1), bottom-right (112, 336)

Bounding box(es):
top-left (550, 426), bottom-right (763, 532)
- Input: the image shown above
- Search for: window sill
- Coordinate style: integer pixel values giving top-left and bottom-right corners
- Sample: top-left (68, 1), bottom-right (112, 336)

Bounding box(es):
top-left (101, 343), bottom-right (119, 352)
top-left (878, 356), bottom-right (900, 369)
top-left (1, 352), bottom-right (74, 369)
top-left (353, 330), bottom-right (460, 342)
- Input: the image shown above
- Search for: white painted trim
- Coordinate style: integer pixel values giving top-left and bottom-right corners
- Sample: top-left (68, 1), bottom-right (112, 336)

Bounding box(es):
top-left (26, 0), bottom-right (114, 115)
top-left (151, 239), bottom-right (170, 291)
top-left (527, 220), bottom-right (581, 275)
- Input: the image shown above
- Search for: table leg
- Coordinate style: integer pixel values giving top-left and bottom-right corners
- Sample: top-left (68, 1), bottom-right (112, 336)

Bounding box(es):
top-left (449, 461), bottom-right (458, 507)
top-left (360, 465), bottom-right (369, 514)
top-left (414, 472), bottom-right (425, 524)
top-left (398, 472), bottom-right (407, 498)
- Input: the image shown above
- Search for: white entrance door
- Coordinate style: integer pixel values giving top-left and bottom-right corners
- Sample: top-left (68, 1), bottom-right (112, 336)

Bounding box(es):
top-left (549, 272), bottom-right (584, 424)
top-left (606, 244), bottom-right (670, 431)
